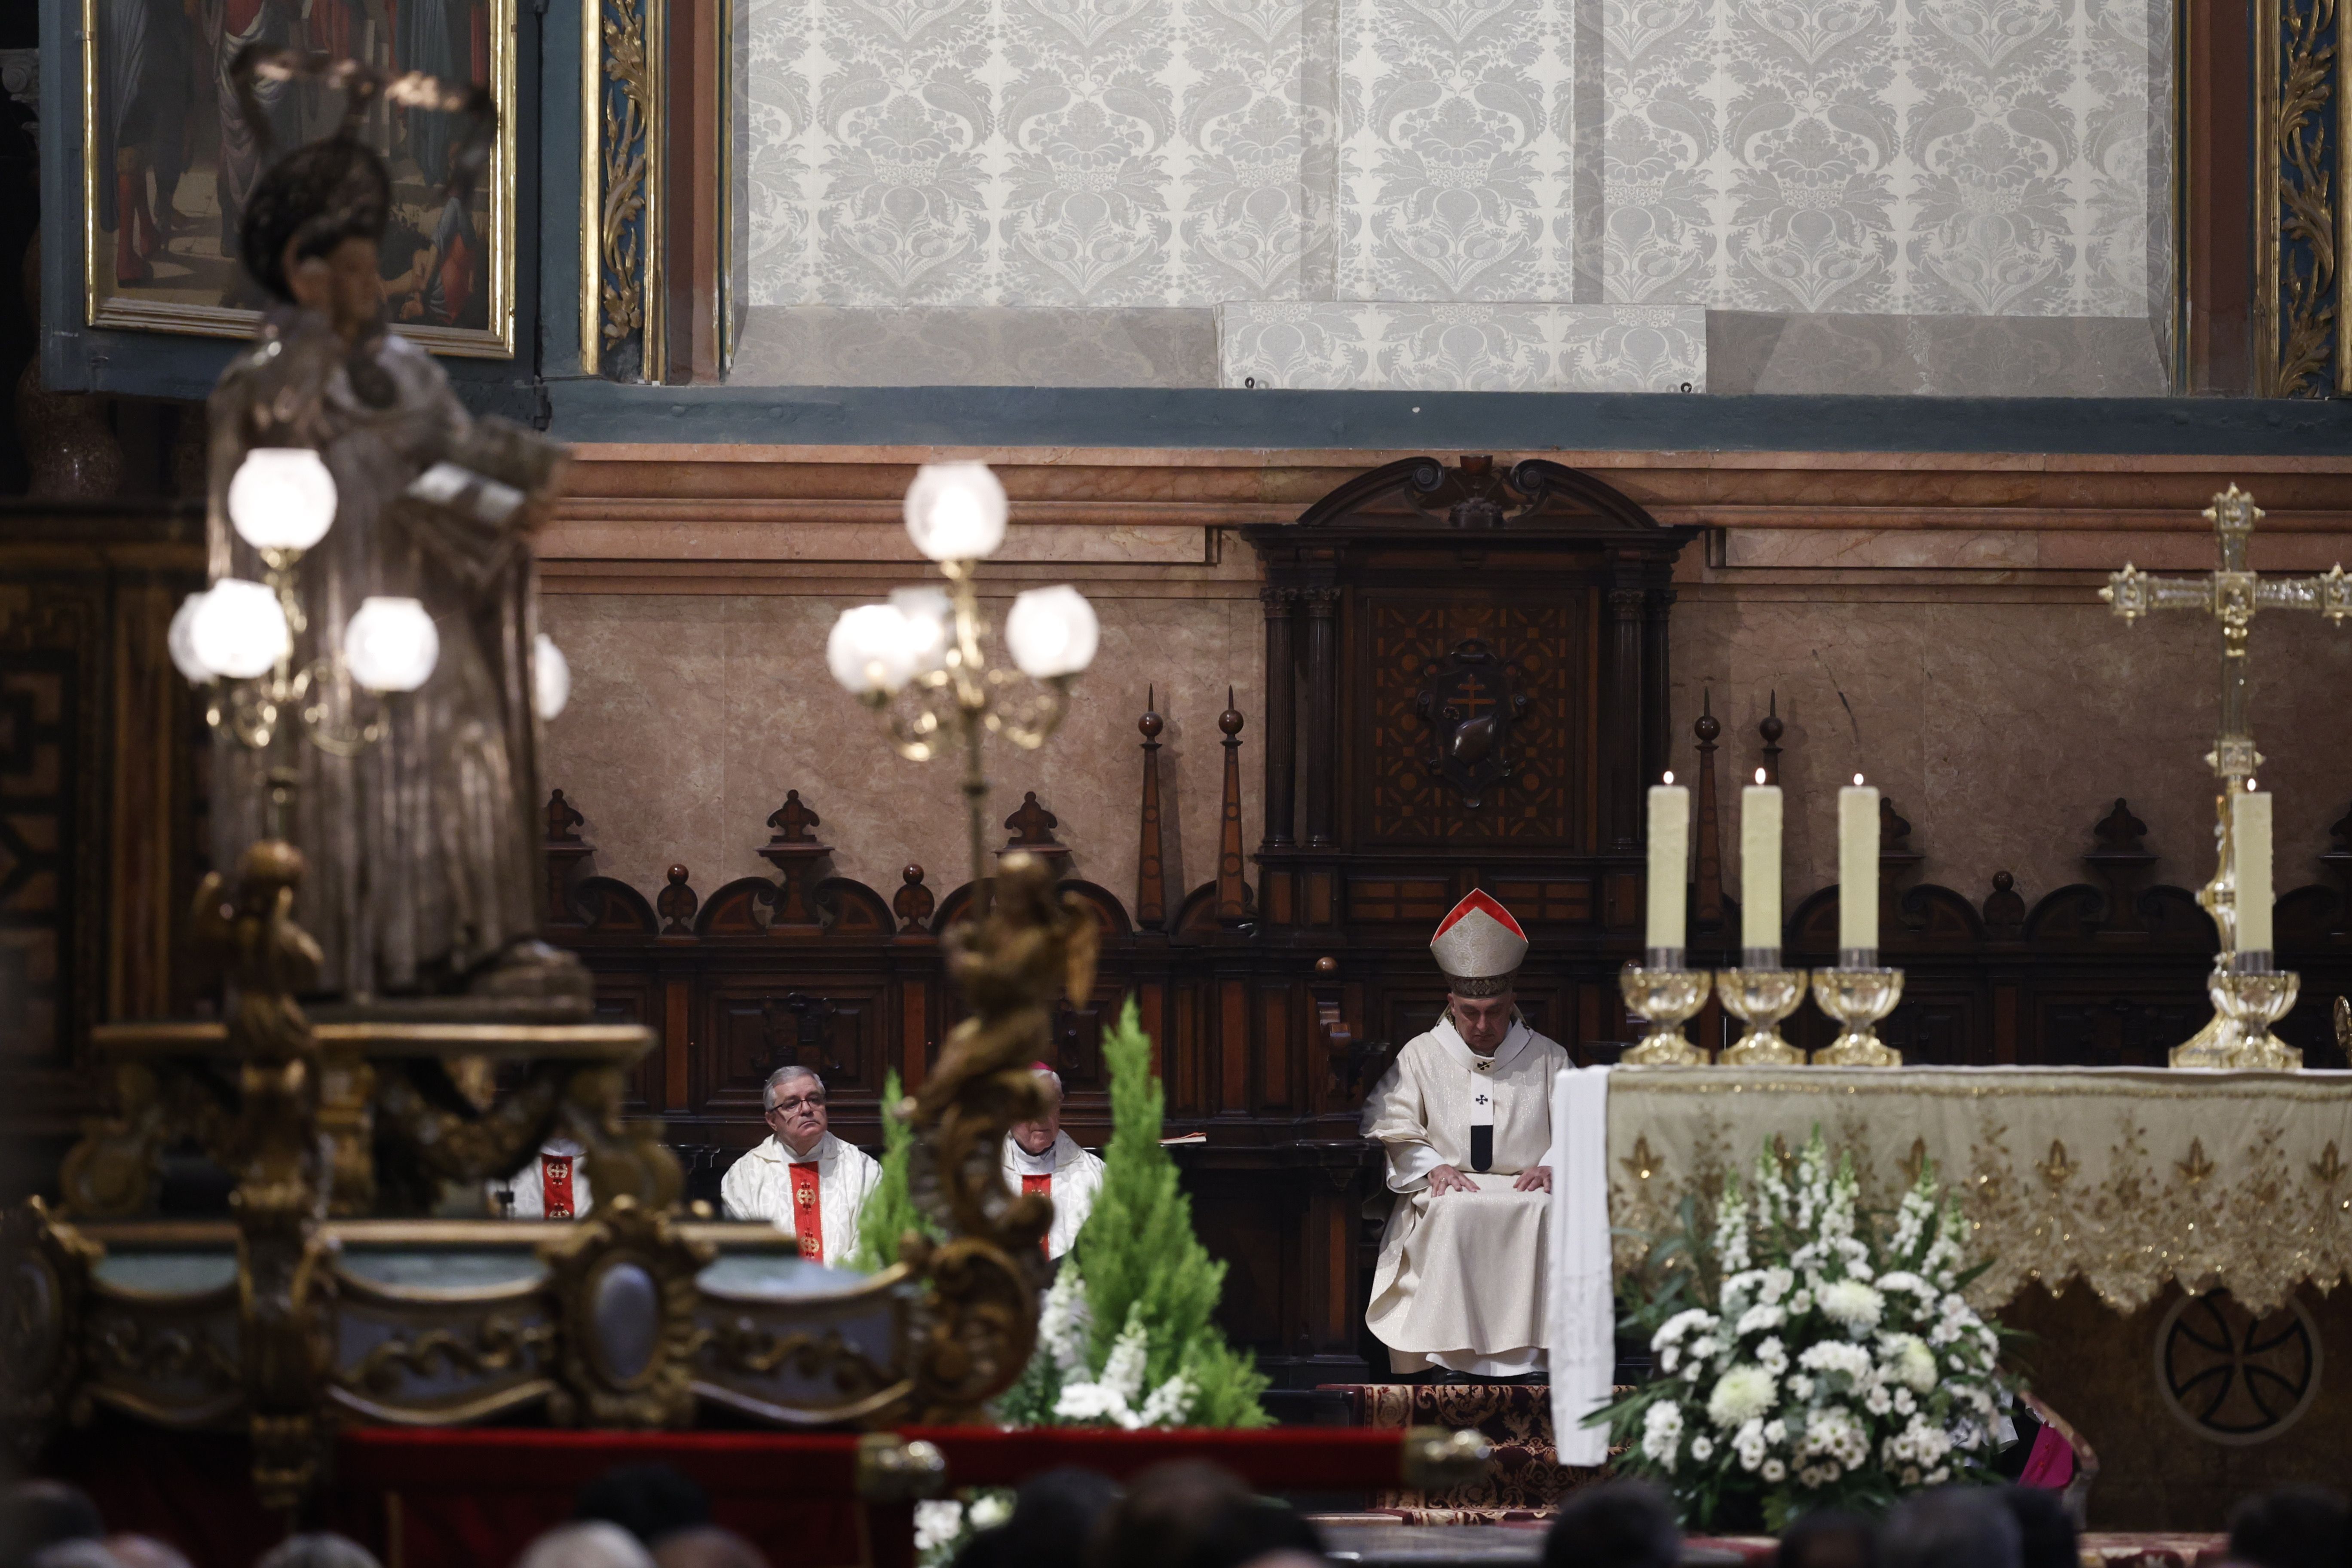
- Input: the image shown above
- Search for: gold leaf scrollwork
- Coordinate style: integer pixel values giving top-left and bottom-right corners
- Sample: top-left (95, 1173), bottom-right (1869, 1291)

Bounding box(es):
top-left (597, 0), bottom-right (655, 369)
top-left (343, 1315), bottom-right (556, 1397)
top-left (2261, 0), bottom-right (2338, 395)
top-left (708, 1319), bottom-right (891, 1398)
top-left (1, 1201), bottom-right (104, 1455)
top-left (540, 1197), bottom-right (713, 1428)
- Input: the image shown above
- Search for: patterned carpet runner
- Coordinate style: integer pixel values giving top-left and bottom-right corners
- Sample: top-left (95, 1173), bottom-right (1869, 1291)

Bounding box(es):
top-left (1325, 1383), bottom-right (1614, 1524)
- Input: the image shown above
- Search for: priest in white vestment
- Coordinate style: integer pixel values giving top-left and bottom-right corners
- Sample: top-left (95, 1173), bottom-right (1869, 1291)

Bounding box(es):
top-left (720, 1066), bottom-right (881, 1265)
top-left (1000, 1063), bottom-right (1106, 1259)
top-left (487, 1139), bottom-right (592, 1219)
top-left (1362, 890), bottom-right (1568, 1380)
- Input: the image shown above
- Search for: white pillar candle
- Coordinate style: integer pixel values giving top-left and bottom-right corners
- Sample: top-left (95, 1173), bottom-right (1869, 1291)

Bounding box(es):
top-left (1741, 773), bottom-right (1782, 953)
top-left (2234, 787), bottom-right (2274, 953)
top-left (1838, 778), bottom-right (1879, 957)
top-left (1647, 777), bottom-right (1689, 952)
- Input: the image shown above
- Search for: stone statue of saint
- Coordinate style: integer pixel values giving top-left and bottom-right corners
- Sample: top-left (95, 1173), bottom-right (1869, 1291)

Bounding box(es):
top-left (205, 75), bottom-right (582, 1008)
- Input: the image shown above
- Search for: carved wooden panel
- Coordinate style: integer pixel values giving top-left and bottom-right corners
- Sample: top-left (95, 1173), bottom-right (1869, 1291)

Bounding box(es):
top-left (1360, 597), bottom-right (1587, 846)
top-left (0, 654), bottom-right (74, 1068)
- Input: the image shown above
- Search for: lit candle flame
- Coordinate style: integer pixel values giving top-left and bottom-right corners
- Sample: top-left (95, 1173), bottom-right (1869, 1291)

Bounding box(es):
top-left (1663, 770), bottom-right (1675, 785)
top-left (1754, 767), bottom-right (1766, 785)
top-left (1853, 773), bottom-right (1865, 786)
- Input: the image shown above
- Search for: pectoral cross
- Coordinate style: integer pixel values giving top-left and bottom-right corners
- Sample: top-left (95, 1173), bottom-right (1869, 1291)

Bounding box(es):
top-left (2102, 486), bottom-right (2352, 953)
top-left (1474, 1092), bottom-right (1489, 1108)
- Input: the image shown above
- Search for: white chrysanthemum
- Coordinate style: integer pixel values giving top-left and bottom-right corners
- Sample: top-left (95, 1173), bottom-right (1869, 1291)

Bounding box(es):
top-left (1788, 1373), bottom-right (1815, 1400)
top-left (1761, 1458), bottom-right (1786, 1482)
top-left (1642, 1400), bottom-right (1685, 1469)
top-left (1659, 1346), bottom-right (1680, 1374)
top-left (1819, 1279), bottom-right (1885, 1330)
top-left (1894, 1387), bottom-right (1917, 1415)
top-left (1757, 1336), bottom-right (1789, 1375)
top-left (914, 1501), bottom-right (967, 1553)
top-left (1763, 1418), bottom-right (1787, 1444)
top-left (1863, 1384), bottom-right (1893, 1415)
top-left (1738, 1304), bottom-right (1787, 1336)
top-left (1798, 1465), bottom-right (1822, 1490)
top-left (1759, 1268), bottom-right (1795, 1305)
top-left (1887, 1335), bottom-right (1938, 1393)
top-left (1788, 1290), bottom-right (1813, 1315)
top-left (1900, 1466), bottom-right (1921, 1486)
top-left (1707, 1365), bottom-right (1779, 1429)
top-left (1653, 1308), bottom-right (1717, 1348)
top-left (968, 1494), bottom-right (1013, 1531)
top-left (1798, 1341), bottom-right (1874, 1381)
top-left (1690, 1435), bottom-right (1715, 1462)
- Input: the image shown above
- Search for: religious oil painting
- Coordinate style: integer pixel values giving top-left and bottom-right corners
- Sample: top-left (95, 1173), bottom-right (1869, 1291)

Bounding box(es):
top-left (79, 0), bottom-right (518, 356)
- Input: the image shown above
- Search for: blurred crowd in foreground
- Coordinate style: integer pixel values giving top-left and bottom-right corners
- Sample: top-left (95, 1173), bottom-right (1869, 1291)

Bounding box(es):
top-left (4, 1463), bottom-right (2346, 1568)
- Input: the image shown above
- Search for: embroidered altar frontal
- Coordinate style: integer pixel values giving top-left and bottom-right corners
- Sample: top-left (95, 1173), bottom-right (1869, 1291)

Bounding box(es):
top-left (1607, 1068), bottom-right (2352, 1314)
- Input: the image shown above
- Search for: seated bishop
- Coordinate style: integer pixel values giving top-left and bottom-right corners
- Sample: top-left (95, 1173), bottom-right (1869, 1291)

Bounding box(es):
top-left (720, 1066), bottom-right (881, 1265)
top-left (1000, 1063), bottom-right (1106, 1258)
top-left (1361, 891), bottom-right (1568, 1381)
top-left (487, 1139), bottom-right (592, 1219)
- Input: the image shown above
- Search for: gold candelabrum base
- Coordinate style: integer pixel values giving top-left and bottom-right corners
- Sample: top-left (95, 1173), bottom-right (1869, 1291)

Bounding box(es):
top-left (1716, 968), bottom-right (1810, 1066)
top-left (1810, 967), bottom-right (1905, 1067)
top-left (2171, 966), bottom-right (2303, 1070)
top-left (1619, 963), bottom-right (1713, 1066)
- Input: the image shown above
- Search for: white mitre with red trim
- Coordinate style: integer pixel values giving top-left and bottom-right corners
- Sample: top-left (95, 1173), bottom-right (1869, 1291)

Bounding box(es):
top-left (1430, 890), bottom-right (1528, 995)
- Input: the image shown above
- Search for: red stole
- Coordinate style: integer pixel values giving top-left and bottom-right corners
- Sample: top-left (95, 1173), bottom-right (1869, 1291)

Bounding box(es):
top-left (1021, 1173), bottom-right (1053, 1255)
top-left (790, 1162), bottom-right (824, 1261)
top-left (541, 1154), bottom-right (576, 1220)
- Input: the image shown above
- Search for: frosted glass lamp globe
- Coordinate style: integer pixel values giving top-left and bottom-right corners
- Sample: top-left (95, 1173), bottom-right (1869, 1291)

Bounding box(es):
top-left (827, 603), bottom-right (919, 696)
top-left (168, 591), bottom-right (215, 683)
top-left (1004, 585), bottom-right (1098, 679)
top-left (902, 462), bottom-right (1008, 562)
top-left (343, 597), bottom-right (441, 692)
top-left (227, 448), bottom-right (338, 554)
top-left (190, 579), bottom-right (291, 680)
top-left (535, 633), bottom-right (572, 719)
top-left (888, 585), bottom-right (952, 675)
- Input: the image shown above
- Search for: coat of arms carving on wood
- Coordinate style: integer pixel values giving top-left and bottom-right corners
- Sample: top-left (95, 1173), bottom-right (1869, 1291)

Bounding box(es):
top-left (1412, 640), bottom-right (1533, 810)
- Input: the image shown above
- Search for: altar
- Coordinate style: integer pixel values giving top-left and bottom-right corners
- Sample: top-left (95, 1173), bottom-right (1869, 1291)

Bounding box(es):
top-left (1599, 1065), bottom-right (2352, 1526)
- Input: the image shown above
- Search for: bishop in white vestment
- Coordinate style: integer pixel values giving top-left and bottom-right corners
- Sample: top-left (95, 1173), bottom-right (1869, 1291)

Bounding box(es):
top-left (1362, 891), bottom-right (1568, 1379)
top-left (1000, 1063), bottom-right (1106, 1259)
top-left (720, 1066), bottom-right (881, 1265)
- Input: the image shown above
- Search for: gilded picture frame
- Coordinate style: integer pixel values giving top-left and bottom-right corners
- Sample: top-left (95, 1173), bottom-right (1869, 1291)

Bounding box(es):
top-left (80, 0), bottom-right (518, 358)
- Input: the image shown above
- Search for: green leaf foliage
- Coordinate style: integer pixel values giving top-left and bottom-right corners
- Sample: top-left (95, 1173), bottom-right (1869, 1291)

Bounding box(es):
top-left (847, 1071), bottom-right (939, 1272)
top-left (1066, 997), bottom-right (1271, 1428)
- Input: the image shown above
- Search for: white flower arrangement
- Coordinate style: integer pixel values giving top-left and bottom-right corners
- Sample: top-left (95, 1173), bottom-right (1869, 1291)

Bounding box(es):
top-left (915, 1490), bottom-right (1014, 1567)
top-left (1598, 1130), bottom-right (2015, 1528)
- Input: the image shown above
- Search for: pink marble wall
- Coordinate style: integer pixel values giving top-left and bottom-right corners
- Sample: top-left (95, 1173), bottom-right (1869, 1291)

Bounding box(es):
top-left (1671, 592), bottom-right (2352, 916)
top-left (540, 586), bottom-right (1266, 916)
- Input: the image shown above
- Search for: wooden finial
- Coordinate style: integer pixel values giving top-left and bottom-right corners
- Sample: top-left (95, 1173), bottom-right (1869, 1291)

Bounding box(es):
top-left (1758, 690), bottom-right (1784, 787)
top-left (1137, 691), bottom-right (1168, 931)
top-left (1217, 686), bottom-right (1248, 925)
top-left (893, 864), bottom-right (935, 934)
top-left (658, 865), bottom-right (698, 935)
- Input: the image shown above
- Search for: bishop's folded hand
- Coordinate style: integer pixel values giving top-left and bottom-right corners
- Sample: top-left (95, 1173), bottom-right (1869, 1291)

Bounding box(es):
top-left (1511, 1164), bottom-right (1553, 1193)
top-left (1425, 1164), bottom-right (1479, 1195)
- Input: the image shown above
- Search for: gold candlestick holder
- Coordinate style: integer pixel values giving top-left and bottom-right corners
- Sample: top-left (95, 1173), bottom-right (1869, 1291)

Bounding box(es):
top-left (1620, 958), bottom-right (1712, 1066)
top-left (2174, 966), bottom-right (2301, 1069)
top-left (1811, 966), bottom-right (1905, 1067)
top-left (1717, 962), bottom-right (1809, 1066)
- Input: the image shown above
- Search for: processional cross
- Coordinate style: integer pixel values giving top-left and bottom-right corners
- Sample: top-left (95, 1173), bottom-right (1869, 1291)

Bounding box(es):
top-left (2101, 485), bottom-right (2352, 1066)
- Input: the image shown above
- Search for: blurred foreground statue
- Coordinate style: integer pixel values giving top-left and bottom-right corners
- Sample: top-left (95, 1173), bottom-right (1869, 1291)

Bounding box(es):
top-left (202, 52), bottom-right (579, 1006)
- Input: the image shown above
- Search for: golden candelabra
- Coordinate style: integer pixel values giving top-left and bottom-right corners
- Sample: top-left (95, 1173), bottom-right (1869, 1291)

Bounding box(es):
top-left (1716, 965), bottom-right (1810, 1066)
top-left (1619, 957), bottom-right (1712, 1066)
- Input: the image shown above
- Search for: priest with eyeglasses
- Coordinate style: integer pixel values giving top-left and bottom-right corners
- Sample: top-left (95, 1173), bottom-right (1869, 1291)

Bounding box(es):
top-left (1361, 891), bottom-right (1568, 1382)
top-left (721, 1066), bottom-right (881, 1265)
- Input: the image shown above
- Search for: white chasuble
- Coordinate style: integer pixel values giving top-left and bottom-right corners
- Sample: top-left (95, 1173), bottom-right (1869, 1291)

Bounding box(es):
top-left (1000, 1131), bottom-right (1108, 1258)
top-left (718, 1133), bottom-right (882, 1265)
top-left (487, 1139), bottom-right (592, 1219)
top-left (1361, 1017), bottom-right (1568, 1375)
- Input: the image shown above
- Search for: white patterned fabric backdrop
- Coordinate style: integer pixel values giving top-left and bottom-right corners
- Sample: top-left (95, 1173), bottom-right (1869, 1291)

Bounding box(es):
top-left (738, 0), bottom-right (2173, 384)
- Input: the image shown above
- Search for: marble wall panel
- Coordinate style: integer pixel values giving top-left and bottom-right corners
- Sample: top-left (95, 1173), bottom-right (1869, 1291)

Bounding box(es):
top-left (541, 591), bottom-right (1266, 917)
top-left (547, 581), bottom-right (2352, 926)
top-left (1672, 594), bottom-right (2352, 919)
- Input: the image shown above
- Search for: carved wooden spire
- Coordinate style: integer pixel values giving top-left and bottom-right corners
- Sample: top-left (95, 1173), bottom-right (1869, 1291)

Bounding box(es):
top-left (759, 790), bottom-right (833, 932)
top-left (1000, 791), bottom-right (1072, 874)
top-left (542, 789), bottom-right (593, 927)
top-left (1692, 689), bottom-right (1724, 939)
top-left (1137, 688), bottom-right (1168, 931)
top-left (1217, 687), bottom-right (1249, 926)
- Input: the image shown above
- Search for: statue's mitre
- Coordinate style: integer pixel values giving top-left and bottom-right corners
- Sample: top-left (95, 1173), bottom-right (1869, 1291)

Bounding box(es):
top-left (1430, 890), bottom-right (1528, 995)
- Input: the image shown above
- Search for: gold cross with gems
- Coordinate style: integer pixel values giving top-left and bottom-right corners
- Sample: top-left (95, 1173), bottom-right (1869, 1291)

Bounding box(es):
top-left (2101, 486), bottom-right (2352, 952)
